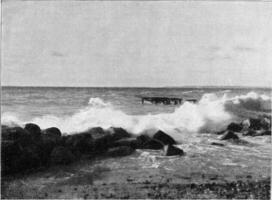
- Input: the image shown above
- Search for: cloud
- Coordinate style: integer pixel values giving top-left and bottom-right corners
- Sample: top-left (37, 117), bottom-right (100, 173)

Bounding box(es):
top-left (233, 45), bottom-right (256, 52)
top-left (51, 51), bottom-right (65, 57)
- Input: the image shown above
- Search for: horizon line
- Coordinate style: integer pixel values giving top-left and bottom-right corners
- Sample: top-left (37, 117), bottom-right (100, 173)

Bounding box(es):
top-left (1, 85), bottom-right (271, 89)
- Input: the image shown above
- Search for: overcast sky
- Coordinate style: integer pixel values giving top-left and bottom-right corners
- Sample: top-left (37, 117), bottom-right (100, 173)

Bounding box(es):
top-left (2, 1), bottom-right (272, 87)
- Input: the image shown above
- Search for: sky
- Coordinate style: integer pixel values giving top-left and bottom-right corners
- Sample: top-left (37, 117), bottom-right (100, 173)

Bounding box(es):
top-left (2, 1), bottom-right (272, 87)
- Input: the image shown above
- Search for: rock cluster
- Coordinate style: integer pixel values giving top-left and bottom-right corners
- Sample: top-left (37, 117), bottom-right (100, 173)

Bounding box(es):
top-left (217, 115), bottom-right (271, 140)
top-left (1, 124), bottom-right (183, 175)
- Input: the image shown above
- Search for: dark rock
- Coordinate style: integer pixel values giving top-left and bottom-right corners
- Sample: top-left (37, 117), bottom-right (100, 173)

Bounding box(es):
top-left (215, 130), bottom-right (226, 135)
top-left (93, 134), bottom-right (112, 153)
top-left (50, 146), bottom-right (75, 165)
top-left (227, 123), bottom-right (243, 132)
top-left (153, 130), bottom-right (176, 145)
top-left (110, 138), bottom-right (139, 149)
top-left (24, 123), bottom-right (41, 139)
top-left (260, 130), bottom-right (271, 136)
top-left (106, 146), bottom-right (135, 157)
top-left (2, 126), bottom-right (31, 143)
top-left (43, 127), bottom-right (62, 138)
top-left (246, 118), bottom-right (270, 130)
top-left (1, 140), bottom-right (22, 174)
top-left (136, 134), bottom-right (151, 148)
top-left (244, 129), bottom-right (271, 136)
top-left (107, 127), bottom-right (131, 141)
top-left (242, 129), bottom-right (256, 136)
top-left (220, 131), bottom-right (239, 140)
top-left (1, 140), bottom-right (41, 174)
top-left (211, 142), bottom-right (225, 146)
top-left (65, 132), bottom-right (94, 154)
top-left (15, 147), bottom-right (41, 171)
top-left (86, 127), bottom-right (105, 137)
top-left (142, 139), bottom-right (164, 150)
top-left (163, 145), bottom-right (184, 156)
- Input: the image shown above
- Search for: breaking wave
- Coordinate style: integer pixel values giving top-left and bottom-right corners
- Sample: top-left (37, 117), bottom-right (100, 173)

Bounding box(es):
top-left (1, 92), bottom-right (271, 135)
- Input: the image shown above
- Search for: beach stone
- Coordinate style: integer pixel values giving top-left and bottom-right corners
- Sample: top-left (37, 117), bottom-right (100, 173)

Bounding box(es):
top-left (142, 139), bottom-right (164, 150)
top-left (43, 127), bottom-right (62, 138)
top-left (220, 131), bottom-right (239, 140)
top-left (50, 146), bottom-right (75, 165)
top-left (227, 123), bottom-right (243, 132)
top-left (153, 130), bottom-right (176, 145)
top-left (163, 145), bottom-right (184, 156)
top-left (107, 127), bottom-right (131, 141)
top-left (106, 146), bottom-right (135, 157)
top-left (24, 123), bottom-right (41, 139)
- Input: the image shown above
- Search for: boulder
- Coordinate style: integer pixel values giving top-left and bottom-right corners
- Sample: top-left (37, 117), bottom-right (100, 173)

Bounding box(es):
top-left (259, 130), bottom-right (271, 136)
top-left (163, 145), bottom-right (184, 156)
top-left (2, 126), bottom-right (30, 141)
top-left (142, 139), bottom-right (164, 150)
top-left (43, 127), bottom-right (62, 138)
top-left (227, 123), bottom-right (243, 132)
top-left (107, 127), bottom-right (131, 141)
top-left (136, 134), bottom-right (151, 148)
top-left (219, 131), bottom-right (239, 140)
top-left (251, 118), bottom-right (263, 130)
top-left (106, 146), bottom-right (135, 157)
top-left (86, 127), bottom-right (105, 137)
top-left (153, 130), bottom-right (176, 145)
top-left (110, 138), bottom-right (139, 149)
top-left (244, 129), bottom-right (271, 136)
top-left (260, 117), bottom-right (271, 130)
top-left (50, 146), bottom-right (75, 165)
top-left (65, 132), bottom-right (94, 154)
top-left (14, 147), bottom-right (41, 171)
top-left (36, 131), bottom-right (65, 166)
top-left (1, 140), bottom-right (22, 174)
top-left (93, 134), bottom-right (112, 153)
top-left (24, 123), bottom-right (41, 139)
top-left (1, 141), bottom-right (41, 174)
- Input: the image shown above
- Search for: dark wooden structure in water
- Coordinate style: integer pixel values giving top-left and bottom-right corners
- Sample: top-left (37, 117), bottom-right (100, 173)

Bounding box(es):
top-left (141, 97), bottom-right (197, 105)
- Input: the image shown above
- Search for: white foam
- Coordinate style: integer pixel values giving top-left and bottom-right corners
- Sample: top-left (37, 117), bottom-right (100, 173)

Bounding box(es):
top-left (1, 92), bottom-right (270, 136)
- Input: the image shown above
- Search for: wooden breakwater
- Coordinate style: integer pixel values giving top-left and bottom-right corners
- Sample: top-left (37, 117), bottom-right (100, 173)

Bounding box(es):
top-left (141, 97), bottom-right (197, 105)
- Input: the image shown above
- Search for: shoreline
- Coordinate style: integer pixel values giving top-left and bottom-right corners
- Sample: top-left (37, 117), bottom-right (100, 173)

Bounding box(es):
top-left (1, 115), bottom-right (271, 199)
top-left (1, 155), bottom-right (270, 199)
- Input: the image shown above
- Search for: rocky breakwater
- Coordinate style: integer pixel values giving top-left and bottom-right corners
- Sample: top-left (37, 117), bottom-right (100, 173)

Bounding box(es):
top-left (1, 124), bottom-right (183, 176)
top-left (212, 115), bottom-right (271, 146)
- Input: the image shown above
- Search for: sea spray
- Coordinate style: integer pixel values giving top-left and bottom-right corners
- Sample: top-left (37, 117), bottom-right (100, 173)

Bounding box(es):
top-left (1, 92), bottom-right (270, 135)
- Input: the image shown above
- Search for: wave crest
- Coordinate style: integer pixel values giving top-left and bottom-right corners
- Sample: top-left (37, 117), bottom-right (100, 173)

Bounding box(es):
top-left (1, 92), bottom-right (270, 135)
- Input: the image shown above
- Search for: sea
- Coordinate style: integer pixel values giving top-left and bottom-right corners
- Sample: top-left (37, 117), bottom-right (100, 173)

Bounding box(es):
top-left (1, 86), bottom-right (271, 134)
top-left (1, 86), bottom-right (271, 180)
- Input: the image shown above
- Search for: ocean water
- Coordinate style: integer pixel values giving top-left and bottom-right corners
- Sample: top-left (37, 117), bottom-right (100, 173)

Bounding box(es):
top-left (1, 86), bottom-right (271, 134)
top-left (1, 86), bottom-right (271, 178)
